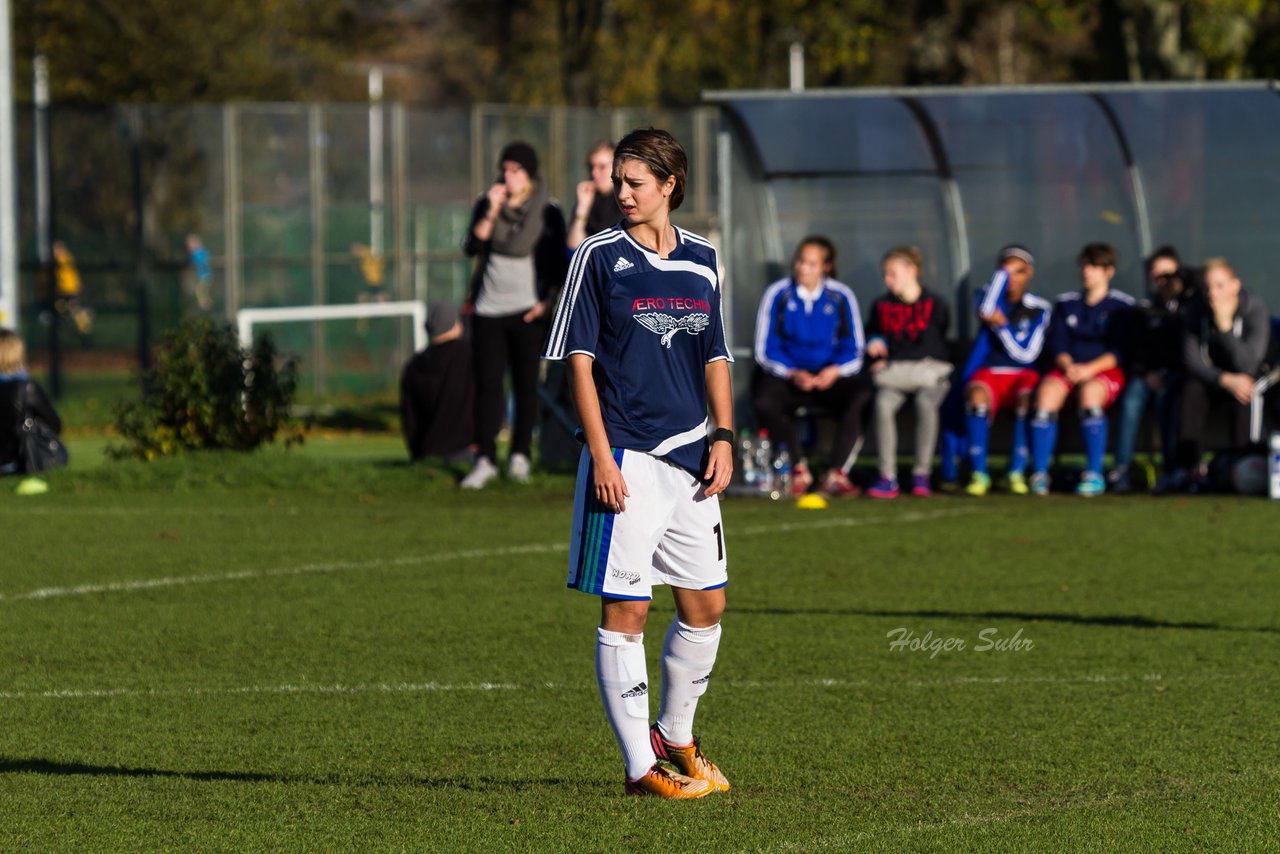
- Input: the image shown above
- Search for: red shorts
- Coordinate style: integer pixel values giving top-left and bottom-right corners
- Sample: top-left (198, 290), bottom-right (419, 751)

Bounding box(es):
top-left (1042, 367), bottom-right (1126, 408)
top-left (967, 368), bottom-right (1039, 413)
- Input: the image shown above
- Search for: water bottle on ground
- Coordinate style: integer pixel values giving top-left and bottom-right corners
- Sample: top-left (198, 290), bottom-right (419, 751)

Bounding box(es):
top-left (772, 443), bottom-right (793, 501)
top-left (738, 430), bottom-right (757, 488)
top-left (1270, 431), bottom-right (1280, 501)
top-left (754, 431), bottom-right (773, 496)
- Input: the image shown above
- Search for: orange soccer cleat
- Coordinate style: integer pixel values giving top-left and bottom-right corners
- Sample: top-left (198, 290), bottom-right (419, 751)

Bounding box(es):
top-left (650, 725), bottom-right (730, 793)
top-left (624, 763), bottom-right (715, 799)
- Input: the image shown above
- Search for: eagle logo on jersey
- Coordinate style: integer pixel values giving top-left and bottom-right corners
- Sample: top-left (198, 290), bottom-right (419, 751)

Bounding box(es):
top-left (633, 312), bottom-right (711, 348)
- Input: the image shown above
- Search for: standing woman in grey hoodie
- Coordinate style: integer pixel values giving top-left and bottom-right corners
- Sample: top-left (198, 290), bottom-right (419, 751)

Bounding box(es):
top-left (461, 141), bottom-right (568, 489)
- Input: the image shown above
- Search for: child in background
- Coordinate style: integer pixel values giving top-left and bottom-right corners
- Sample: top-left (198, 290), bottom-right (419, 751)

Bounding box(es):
top-left (864, 246), bottom-right (952, 498)
top-left (963, 245), bottom-right (1052, 496)
top-left (1029, 243), bottom-right (1134, 496)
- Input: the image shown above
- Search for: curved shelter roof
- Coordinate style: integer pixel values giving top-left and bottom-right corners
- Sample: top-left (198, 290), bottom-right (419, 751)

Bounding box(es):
top-left (704, 82), bottom-right (1280, 355)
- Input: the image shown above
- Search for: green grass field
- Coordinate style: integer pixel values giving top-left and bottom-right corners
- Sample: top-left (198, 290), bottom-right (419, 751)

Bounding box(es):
top-left (3, 436), bottom-right (1279, 851)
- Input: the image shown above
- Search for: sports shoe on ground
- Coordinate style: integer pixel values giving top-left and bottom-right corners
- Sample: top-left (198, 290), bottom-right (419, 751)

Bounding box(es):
top-left (623, 762), bottom-right (715, 799)
top-left (1076, 471), bottom-right (1105, 497)
top-left (508, 452), bottom-right (531, 483)
top-left (1107, 468), bottom-right (1132, 494)
top-left (15, 476), bottom-right (49, 496)
top-left (790, 461), bottom-right (814, 497)
top-left (1008, 471), bottom-right (1029, 495)
top-left (1029, 472), bottom-right (1050, 496)
top-left (650, 724), bottom-right (730, 793)
top-left (1155, 470), bottom-right (1188, 494)
top-left (460, 456), bottom-right (499, 490)
top-left (820, 469), bottom-right (861, 498)
top-left (866, 476), bottom-right (899, 499)
top-left (911, 473), bottom-right (932, 497)
top-left (965, 471), bottom-right (991, 497)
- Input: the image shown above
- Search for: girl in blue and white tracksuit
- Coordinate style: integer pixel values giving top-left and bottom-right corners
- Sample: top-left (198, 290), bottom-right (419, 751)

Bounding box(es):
top-left (752, 236), bottom-right (869, 496)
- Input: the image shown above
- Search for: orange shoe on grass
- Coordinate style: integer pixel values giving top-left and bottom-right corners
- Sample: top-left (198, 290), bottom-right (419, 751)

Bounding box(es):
top-left (624, 763), bottom-right (715, 799)
top-left (650, 724), bottom-right (730, 793)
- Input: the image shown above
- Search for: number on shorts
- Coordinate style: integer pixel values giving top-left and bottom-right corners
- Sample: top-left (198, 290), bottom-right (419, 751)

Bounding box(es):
top-left (712, 522), bottom-right (723, 561)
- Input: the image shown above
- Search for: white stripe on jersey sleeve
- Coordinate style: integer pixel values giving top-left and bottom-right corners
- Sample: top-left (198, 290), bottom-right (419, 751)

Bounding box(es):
top-left (543, 230), bottom-right (626, 360)
top-left (828, 280), bottom-right (865, 376)
top-left (979, 269), bottom-right (1009, 316)
top-left (754, 279), bottom-right (792, 377)
top-left (994, 293), bottom-right (1052, 364)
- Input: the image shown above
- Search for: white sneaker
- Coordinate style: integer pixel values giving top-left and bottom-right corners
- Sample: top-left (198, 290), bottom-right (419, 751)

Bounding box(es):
top-left (460, 456), bottom-right (498, 490)
top-left (508, 453), bottom-right (531, 483)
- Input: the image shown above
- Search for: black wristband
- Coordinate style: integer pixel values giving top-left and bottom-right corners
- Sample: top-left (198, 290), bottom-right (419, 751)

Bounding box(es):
top-left (712, 427), bottom-right (735, 445)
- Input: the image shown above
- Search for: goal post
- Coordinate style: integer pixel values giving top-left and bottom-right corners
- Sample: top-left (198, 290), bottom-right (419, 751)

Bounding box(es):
top-left (236, 300), bottom-right (428, 352)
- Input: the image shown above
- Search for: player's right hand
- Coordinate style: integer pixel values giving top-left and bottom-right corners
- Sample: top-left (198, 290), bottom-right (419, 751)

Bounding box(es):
top-left (486, 182), bottom-right (508, 211)
top-left (575, 180), bottom-right (596, 212)
top-left (594, 455), bottom-right (629, 513)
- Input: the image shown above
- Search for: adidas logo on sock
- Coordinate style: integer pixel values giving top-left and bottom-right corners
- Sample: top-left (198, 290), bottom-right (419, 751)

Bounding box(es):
top-left (621, 681), bottom-right (648, 699)
top-left (692, 673), bottom-right (712, 685)
top-left (613, 256), bottom-right (634, 272)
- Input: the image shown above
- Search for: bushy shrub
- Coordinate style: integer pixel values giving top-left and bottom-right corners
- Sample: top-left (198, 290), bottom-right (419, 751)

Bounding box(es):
top-left (110, 318), bottom-right (302, 460)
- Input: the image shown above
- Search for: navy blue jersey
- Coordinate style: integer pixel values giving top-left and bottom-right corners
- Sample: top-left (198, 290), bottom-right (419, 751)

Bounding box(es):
top-left (753, 277), bottom-right (864, 378)
top-left (542, 225), bottom-right (732, 475)
top-left (1048, 290), bottom-right (1135, 365)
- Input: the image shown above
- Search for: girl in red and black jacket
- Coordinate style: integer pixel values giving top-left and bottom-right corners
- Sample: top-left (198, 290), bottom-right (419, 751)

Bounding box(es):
top-left (863, 246), bottom-right (952, 498)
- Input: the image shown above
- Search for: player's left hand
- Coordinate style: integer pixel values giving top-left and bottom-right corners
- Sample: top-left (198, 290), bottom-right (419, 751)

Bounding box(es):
top-left (980, 309), bottom-right (1008, 328)
top-left (1065, 363), bottom-right (1092, 384)
top-left (703, 441), bottom-right (733, 497)
top-left (811, 365), bottom-right (841, 391)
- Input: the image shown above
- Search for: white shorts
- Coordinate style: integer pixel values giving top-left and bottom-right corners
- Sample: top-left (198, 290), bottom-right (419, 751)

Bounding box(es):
top-left (566, 447), bottom-right (728, 600)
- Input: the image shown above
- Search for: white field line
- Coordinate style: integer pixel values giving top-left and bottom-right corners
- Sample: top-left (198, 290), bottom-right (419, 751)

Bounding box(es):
top-left (0, 508), bottom-right (978, 604)
top-left (9, 506), bottom-right (305, 516)
top-left (0, 671), bottom-right (1246, 702)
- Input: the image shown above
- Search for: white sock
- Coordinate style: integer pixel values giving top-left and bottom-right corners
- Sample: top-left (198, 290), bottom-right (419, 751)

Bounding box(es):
top-left (656, 619), bottom-right (722, 746)
top-left (596, 627), bottom-right (657, 781)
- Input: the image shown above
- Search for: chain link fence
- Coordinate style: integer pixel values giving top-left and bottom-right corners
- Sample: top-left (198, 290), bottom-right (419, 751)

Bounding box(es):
top-left (13, 103), bottom-right (719, 397)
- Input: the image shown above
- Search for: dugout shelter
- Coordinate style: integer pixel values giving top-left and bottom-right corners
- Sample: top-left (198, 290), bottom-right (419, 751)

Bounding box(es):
top-left (704, 81), bottom-right (1280, 364)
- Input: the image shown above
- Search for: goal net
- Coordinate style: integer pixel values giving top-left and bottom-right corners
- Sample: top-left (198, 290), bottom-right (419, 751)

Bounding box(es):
top-left (236, 301), bottom-right (427, 398)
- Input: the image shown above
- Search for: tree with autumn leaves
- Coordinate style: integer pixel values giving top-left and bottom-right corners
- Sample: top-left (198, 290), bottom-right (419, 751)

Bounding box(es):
top-left (11, 0), bottom-right (1280, 107)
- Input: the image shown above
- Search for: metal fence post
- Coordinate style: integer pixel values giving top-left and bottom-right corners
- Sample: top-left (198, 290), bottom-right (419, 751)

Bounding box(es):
top-left (309, 104), bottom-right (326, 396)
top-left (470, 103), bottom-right (486, 201)
top-left (391, 102), bottom-right (408, 301)
top-left (222, 103), bottom-right (241, 321)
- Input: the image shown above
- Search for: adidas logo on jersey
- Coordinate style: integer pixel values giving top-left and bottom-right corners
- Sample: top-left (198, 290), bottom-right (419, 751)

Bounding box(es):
top-left (613, 256), bottom-right (635, 272)
top-left (621, 682), bottom-right (648, 699)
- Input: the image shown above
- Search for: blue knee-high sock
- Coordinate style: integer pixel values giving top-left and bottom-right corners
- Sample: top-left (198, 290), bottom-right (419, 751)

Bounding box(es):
top-left (1030, 410), bottom-right (1057, 475)
top-left (966, 407), bottom-right (990, 475)
top-left (1010, 413), bottom-right (1030, 475)
top-left (939, 429), bottom-right (961, 482)
top-left (938, 389), bottom-right (966, 483)
top-left (1081, 407), bottom-right (1108, 475)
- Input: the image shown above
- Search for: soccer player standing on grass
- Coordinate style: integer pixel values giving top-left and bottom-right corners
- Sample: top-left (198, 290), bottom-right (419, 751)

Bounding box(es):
top-left (1028, 243), bottom-right (1134, 496)
top-left (542, 128), bottom-right (733, 800)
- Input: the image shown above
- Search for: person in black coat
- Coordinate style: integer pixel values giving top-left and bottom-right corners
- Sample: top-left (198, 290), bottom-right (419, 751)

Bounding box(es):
top-left (0, 328), bottom-right (65, 492)
top-left (1170, 258), bottom-right (1271, 490)
top-left (460, 141), bottom-right (568, 489)
top-left (399, 303), bottom-right (474, 463)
